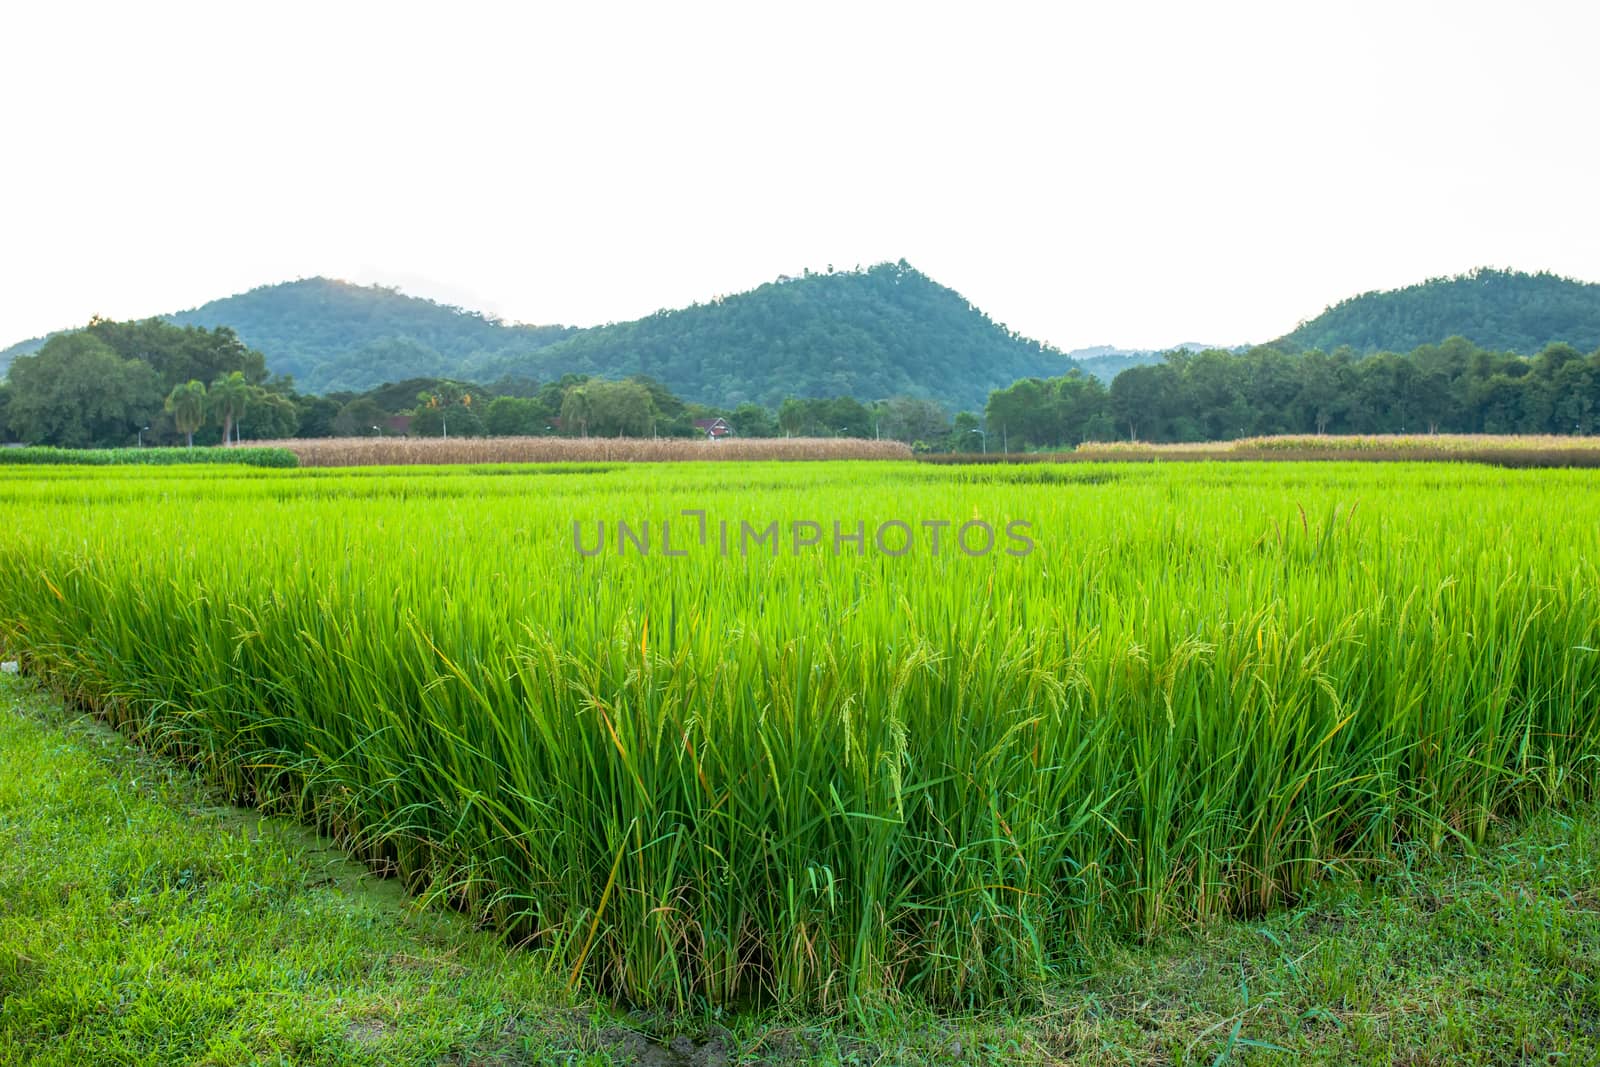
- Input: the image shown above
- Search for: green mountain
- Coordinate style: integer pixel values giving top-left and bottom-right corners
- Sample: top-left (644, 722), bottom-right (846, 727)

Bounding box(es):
top-left (3, 263), bottom-right (1074, 411)
top-left (1277, 268), bottom-right (1600, 355)
top-left (0, 279), bottom-right (576, 392)
top-left (494, 261), bottom-right (1073, 410)
top-left (165, 279), bottom-right (578, 393)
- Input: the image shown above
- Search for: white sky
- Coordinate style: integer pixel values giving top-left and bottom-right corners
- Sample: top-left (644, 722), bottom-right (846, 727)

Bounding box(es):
top-left (3, 0), bottom-right (1598, 353)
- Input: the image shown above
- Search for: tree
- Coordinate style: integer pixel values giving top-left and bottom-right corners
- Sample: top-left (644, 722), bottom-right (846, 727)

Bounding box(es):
top-left (949, 411), bottom-right (981, 452)
top-left (1552, 356), bottom-right (1600, 434)
top-left (333, 396), bottom-right (388, 437)
top-left (210, 371), bottom-right (251, 445)
top-left (627, 375), bottom-right (686, 421)
top-left (240, 388), bottom-right (299, 440)
top-left (7, 333), bottom-right (163, 447)
top-left (1184, 350), bottom-right (1252, 440)
top-left (822, 396), bottom-right (873, 437)
top-left (777, 397), bottom-right (806, 437)
top-left (585, 379), bottom-right (654, 437)
top-left (559, 385), bottom-right (591, 437)
top-left (730, 402), bottom-right (776, 438)
top-left (164, 380), bottom-right (209, 447)
top-left (877, 396), bottom-right (950, 444)
top-left (1052, 371), bottom-right (1112, 443)
top-left (969, 335), bottom-right (1600, 445)
top-left (1236, 347), bottom-right (1298, 436)
top-left (414, 382), bottom-right (477, 437)
top-left (981, 370), bottom-right (1110, 449)
top-left (489, 373), bottom-right (542, 399)
top-left (412, 403), bottom-right (484, 437)
top-left (537, 375), bottom-right (585, 425)
top-left (1474, 374), bottom-right (1526, 434)
top-left (88, 318), bottom-right (267, 391)
top-left (1108, 364), bottom-right (1171, 441)
top-left (294, 394), bottom-right (344, 438)
top-left (484, 396), bottom-right (543, 436)
top-left (985, 378), bottom-right (1049, 447)
top-left (1293, 351), bottom-right (1349, 434)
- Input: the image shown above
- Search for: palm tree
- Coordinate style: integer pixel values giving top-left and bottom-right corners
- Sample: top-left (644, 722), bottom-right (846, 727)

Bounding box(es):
top-left (418, 384), bottom-right (469, 438)
top-left (164, 380), bottom-right (207, 447)
top-left (210, 371), bottom-right (251, 446)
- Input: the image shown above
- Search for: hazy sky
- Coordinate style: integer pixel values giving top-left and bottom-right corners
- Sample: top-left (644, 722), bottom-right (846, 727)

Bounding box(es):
top-left (4, 1), bottom-right (1598, 352)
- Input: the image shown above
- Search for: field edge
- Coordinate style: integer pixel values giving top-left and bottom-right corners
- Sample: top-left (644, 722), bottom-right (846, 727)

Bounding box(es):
top-left (3, 670), bottom-right (1598, 1066)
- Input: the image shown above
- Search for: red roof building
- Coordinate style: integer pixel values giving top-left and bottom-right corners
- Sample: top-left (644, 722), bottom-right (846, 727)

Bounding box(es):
top-left (693, 417), bottom-right (732, 439)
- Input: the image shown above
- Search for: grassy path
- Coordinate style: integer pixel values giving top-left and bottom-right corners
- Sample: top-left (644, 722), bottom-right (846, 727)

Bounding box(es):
top-left (1, 672), bottom-right (1597, 1065)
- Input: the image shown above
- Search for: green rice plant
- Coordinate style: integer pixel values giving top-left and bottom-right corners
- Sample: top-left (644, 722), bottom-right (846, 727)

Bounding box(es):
top-left (0, 445), bottom-right (298, 467)
top-left (1, 460), bottom-right (1597, 1010)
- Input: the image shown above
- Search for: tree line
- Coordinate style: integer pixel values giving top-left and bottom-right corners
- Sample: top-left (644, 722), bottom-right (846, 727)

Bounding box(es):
top-left (0, 319), bottom-right (299, 448)
top-left (316, 378), bottom-right (978, 448)
top-left (0, 316), bottom-right (983, 450)
top-left (983, 337), bottom-right (1600, 448)
top-left (5, 316), bottom-right (1600, 452)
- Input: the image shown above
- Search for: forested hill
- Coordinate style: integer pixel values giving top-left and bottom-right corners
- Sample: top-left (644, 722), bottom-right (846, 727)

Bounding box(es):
top-left (1277, 269), bottom-right (1600, 355)
top-left (493, 261), bottom-right (1074, 409)
top-left (165, 279), bottom-right (578, 393)
top-left (2, 264), bottom-right (1072, 409)
top-left (0, 279), bottom-right (576, 393)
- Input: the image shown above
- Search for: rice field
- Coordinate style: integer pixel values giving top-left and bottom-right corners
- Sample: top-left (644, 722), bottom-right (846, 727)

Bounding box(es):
top-left (2, 460), bottom-right (1598, 1010)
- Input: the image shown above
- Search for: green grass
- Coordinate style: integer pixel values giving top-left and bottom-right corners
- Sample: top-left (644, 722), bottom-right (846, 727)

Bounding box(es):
top-left (1, 460), bottom-right (1599, 1011)
top-left (0, 445), bottom-right (298, 467)
top-left (3, 671), bottom-right (1598, 1065)
top-left (0, 673), bottom-right (568, 1066)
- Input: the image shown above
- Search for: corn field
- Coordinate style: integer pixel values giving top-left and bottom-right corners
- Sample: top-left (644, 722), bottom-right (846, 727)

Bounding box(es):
top-left (260, 435), bottom-right (913, 467)
top-left (1077, 433), bottom-right (1600, 454)
top-left (1068, 433), bottom-right (1600, 462)
top-left (2, 460), bottom-right (1598, 1009)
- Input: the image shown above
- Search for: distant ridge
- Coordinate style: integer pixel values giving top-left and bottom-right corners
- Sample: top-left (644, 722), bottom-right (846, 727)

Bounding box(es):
top-left (1068, 342), bottom-right (1224, 383)
top-left (1275, 268), bottom-right (1600, 354)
